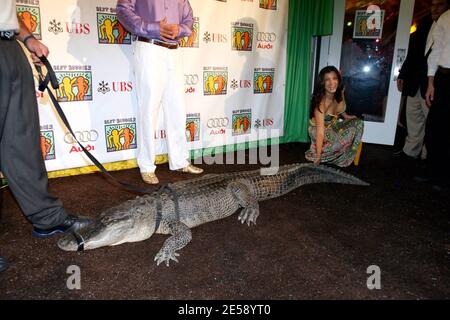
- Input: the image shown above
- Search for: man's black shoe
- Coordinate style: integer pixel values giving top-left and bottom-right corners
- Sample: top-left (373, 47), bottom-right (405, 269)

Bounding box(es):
top-left (32, 214), bottom-right (93, 238)
top-left (0, 256), bottom-right (8, 273)
top-left (393, 150), bottom-right (417, 160)
top-left (392, 148), bottom-right (404, 156)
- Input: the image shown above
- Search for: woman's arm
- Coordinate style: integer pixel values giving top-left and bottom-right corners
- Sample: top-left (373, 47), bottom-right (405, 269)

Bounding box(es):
top-left (341, 112), bottom-right (357, 120)
top-left (314, 107), bottom-right (325, 165)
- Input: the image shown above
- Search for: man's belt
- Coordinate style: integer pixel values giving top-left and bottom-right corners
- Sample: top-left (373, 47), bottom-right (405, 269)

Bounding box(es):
top-left (438, 66), bottom-right (450, 75)
top-left (137, 37), bottom-right (178, 49)
top-left (0, 31), bottom-right (15, 40)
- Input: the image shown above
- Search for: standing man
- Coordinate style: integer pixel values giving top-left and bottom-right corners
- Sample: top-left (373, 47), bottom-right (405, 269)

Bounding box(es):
top-left (424, 2), bottom-right (450, 190)
top-left (0, 0), bottom-right (92, 272)
top-left (395, 0), bottom-right (449, 160)
top-left (117, 0), bottom-right (204, 185)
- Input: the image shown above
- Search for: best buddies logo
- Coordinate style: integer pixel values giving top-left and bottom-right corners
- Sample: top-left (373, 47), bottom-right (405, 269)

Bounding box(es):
top-left (53, 66), bottom-right (93, 102)
top-left (180, 17), bottom-right (199, 48)
top-left (186, 113), bottom-right (201, 142)
top-left (40, 125), bottom-right (55, 161)
top-left (203, 67), bottom-right (228, 96)
top-left (254, 68), bottom-right (274, 94)
top-left (16, 0), bottom-right (42, 39)
top-left (231, 21), bottom-right (253, 51)
top-left (96, 7), bottom-right (131, 44)
top-left (104, 118), bottom-right (137, 153)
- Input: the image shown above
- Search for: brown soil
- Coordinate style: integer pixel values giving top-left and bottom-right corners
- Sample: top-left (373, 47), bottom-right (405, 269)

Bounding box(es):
top-left (0, 143), bottom-right (449, 299)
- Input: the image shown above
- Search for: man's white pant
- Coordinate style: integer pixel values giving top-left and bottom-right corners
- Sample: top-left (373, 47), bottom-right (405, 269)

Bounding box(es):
top-left (133, 41), bottom-right (189, 173)
top-left (403, 89), bottom-right (429, 159)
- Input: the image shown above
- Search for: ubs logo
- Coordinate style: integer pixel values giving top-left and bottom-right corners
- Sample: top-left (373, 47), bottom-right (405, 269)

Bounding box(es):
top-left (48, 19), bottom-right (90, 35)
top-left (97, 81), bottom-right (133, 94)
top-left (203, 31), bottom-right (228, 44)
top-left (231, 79), bottom-right (252, 90)
top-left (254, 118), bottom-right (274, 129)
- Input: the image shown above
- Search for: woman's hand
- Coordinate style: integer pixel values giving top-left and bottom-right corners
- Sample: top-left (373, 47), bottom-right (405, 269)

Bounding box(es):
top-left (314, 157), bottom-right (321, 165)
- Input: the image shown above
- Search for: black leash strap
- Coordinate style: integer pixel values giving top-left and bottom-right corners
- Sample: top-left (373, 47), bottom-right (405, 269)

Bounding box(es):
top-left (73, 232), bottom-right (85, 252)
top-left (36, 56), bottom-right (159, 195)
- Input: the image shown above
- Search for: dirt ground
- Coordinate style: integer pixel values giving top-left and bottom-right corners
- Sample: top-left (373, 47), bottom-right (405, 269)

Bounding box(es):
top-left (0, 143), bottom-right (449, 300)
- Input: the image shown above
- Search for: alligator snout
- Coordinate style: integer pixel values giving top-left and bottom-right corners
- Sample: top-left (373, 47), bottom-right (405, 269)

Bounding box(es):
top-left (58, 233), bottom-right (79, 251)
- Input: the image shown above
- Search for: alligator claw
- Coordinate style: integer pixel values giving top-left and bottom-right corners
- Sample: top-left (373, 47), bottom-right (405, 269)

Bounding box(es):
top-left (238, 208), bottom-right (259, 226)
top-left (154, 250), bottom-right (180, 267)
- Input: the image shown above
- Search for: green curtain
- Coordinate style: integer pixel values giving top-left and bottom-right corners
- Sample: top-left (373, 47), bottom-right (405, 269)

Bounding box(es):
top-left (282, 0), bottom-right (334, 143)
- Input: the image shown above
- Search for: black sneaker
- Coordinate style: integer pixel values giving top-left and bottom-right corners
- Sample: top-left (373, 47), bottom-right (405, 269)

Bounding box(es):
top-left (32, 214), bottom-right (93, 238)
top-left (0, 256), bottom-right (8, 273)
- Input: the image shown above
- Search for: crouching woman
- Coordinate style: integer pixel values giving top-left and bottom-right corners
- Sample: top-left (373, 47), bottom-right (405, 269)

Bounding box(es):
top-left (305, 66), bottom-right (364, 167)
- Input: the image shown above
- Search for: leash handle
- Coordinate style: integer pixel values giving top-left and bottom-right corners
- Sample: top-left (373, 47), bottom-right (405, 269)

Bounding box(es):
top-left (35, 56), bottom-right (160, 195)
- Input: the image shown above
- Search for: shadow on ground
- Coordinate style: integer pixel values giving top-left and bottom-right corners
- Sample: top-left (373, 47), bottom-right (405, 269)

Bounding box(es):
top-left (0, 143), bottom-right (449, 299)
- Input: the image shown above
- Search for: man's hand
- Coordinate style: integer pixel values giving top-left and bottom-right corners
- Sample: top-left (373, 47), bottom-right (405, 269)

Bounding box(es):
top-left (159, 17), bottom-right (180, 41)
top-left (425, 77), bottom-right (435, 107)
top-left (396, 79), bottom-right (404, 92)
top-left (24, 37), bottom-right (49, 66)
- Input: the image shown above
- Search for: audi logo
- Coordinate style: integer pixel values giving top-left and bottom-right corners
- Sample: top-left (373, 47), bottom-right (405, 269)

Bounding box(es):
top-left (64, 130), bottom-right (99, 144)
top-left (185, 74), bottom-right (199, 85)
top-left (207, 118), bottom-right (229, 128)
top-left (257, 32), bottom-right (277, 42)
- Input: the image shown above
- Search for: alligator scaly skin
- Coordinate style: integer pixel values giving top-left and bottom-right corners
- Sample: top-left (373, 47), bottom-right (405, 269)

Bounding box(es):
top-left (58, 164), bottom-right (369, 266)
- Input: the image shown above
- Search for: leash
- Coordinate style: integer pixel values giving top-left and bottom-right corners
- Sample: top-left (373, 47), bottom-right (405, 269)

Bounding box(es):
top-left (35, 56), bottom-right (161, 195)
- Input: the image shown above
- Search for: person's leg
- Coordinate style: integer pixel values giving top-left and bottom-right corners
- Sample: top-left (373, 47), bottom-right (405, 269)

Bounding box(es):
top-left (0, 40), bottom-right (67, 229)
top-left (162, 48), bottom-right (190, 171)
top-left (424, 70), bottom-right (450, 186)
top-left (432, 71), bottom-right (450, 185)
top-left (133, 42), bottom-right (167, 174)
top-left (403, 91), bottom-right (427, 158)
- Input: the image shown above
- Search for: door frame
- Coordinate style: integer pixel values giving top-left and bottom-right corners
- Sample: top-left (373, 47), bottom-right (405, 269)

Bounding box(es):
top-left (319, 0), bottom-right (415, 145)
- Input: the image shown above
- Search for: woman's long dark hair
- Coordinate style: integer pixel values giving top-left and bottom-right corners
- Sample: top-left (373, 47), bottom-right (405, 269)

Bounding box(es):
top-left (310, 66), bottom-right (344, 118)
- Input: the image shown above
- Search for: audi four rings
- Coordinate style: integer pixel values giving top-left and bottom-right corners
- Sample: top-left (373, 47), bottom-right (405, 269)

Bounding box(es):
top-left (185, 74), bottom-right (199, 85)
top-left (64, 130), bottom-right (99, 144)
top-left (207, 118), bottom-right (229, 128)
top-left (256, 32), bottom-right (277, 42)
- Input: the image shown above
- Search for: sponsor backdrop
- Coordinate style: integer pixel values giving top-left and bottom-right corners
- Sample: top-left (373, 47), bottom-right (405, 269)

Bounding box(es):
top-left (19, 0), bottom-right (288, 173)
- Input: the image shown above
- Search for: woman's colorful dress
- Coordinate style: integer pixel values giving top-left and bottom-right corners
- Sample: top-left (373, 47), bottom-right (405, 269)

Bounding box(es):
top-left (305, 112), bottom-right (364, 167)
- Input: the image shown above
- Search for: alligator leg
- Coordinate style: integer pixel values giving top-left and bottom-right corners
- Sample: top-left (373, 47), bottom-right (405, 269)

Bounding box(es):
top-left (228, 181), bottom-right (260, 226)
top-left (154, 220), bottom-right (192, 267)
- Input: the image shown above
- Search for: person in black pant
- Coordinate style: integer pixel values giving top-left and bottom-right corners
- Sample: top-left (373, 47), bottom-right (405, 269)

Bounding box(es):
top-left (0, 1), bottom-right (92, 273)
top-left (395, 0), bottom-right (449, 161)
top-left (423, 5), bottom-right (450, 191)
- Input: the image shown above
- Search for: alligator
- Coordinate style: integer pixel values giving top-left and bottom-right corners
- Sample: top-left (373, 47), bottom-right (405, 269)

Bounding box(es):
top-left (58, 164), bottom-right (369, 266)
